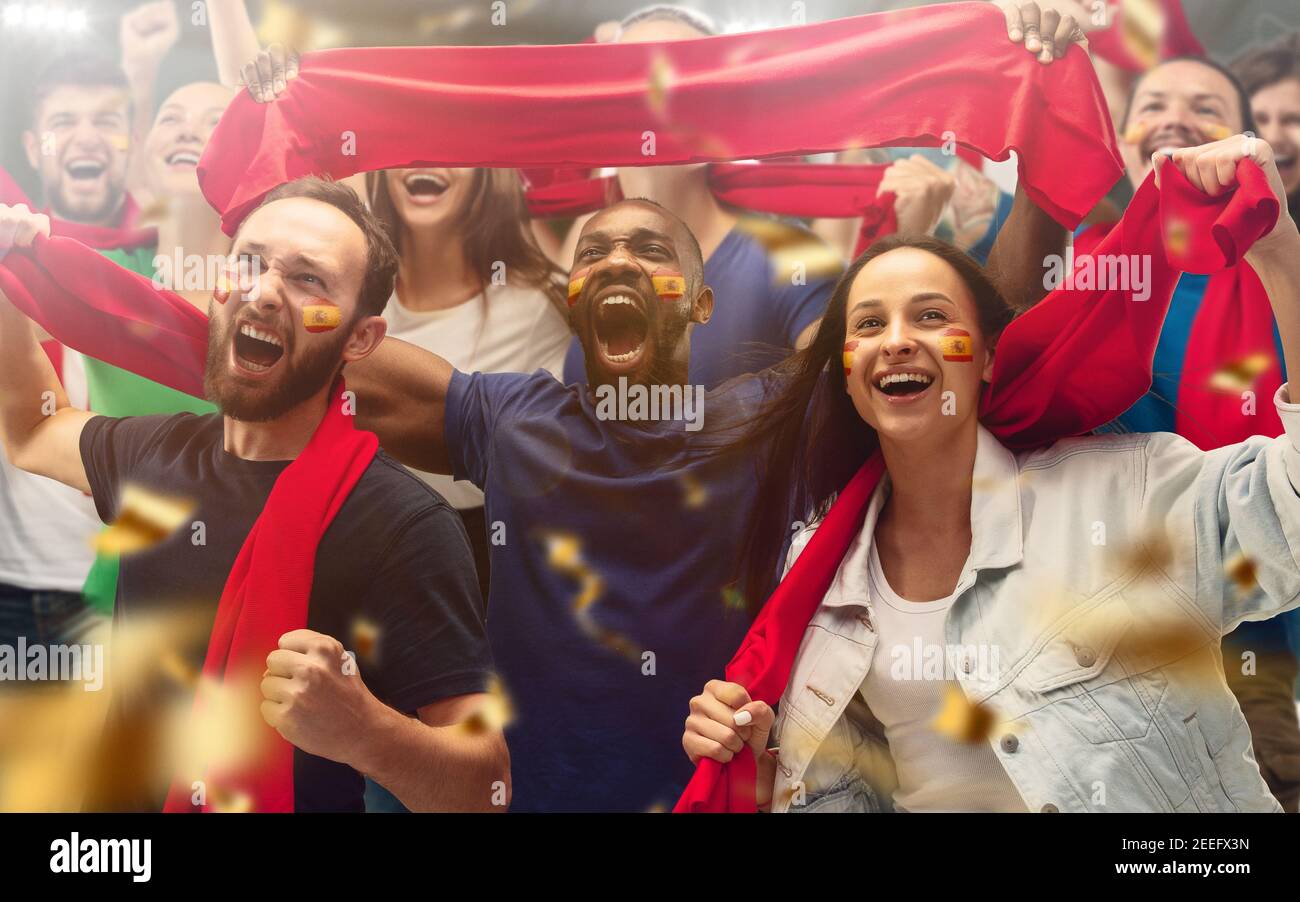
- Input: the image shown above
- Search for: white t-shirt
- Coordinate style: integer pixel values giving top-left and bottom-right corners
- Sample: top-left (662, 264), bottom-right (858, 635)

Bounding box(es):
top-left (0, 349), bottom-right (99, 592)
top-left (382, 281), bottom-right (572, 509)
top-left (859, 542), bottom-right (1026, 813)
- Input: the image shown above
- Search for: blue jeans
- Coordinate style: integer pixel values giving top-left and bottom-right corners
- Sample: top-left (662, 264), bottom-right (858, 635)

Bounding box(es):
top-left (0, 580), bottom-right (99, 650)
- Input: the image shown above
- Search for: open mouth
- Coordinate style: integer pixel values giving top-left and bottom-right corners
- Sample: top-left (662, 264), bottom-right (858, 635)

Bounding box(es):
top-left (233, 322), bottom-right (285, 373)
top-left (593, 293), bottom-right (650, 370)
top-left (64, 157), bottom-right (106, 181)
top-left (165, 149), bottom-right (201, 169)
top-left (873, 371), bottom-right (934, 400)
top-left (403, 172), bottom-right (449, 201)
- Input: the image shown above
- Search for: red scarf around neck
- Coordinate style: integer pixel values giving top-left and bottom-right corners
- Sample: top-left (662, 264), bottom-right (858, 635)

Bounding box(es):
top-left (674, 159), bottom-right (1279, 812)
top-left (162, 379), bottom-right (378, 813)
top-left (197, 2), bottom-right (1120, 234)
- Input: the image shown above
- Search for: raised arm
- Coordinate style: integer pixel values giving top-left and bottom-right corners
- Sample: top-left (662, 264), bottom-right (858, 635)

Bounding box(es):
top-left (0, 206), bottom-right (94, 494)
top-left (207, 0), bottom-right (264, 88)
top-left (346, 336), bottom-right (456, 475)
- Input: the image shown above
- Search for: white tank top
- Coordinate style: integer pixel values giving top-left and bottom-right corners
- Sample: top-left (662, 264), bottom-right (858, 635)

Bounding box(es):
top-left (859, 542), bottom-right (1026, 812)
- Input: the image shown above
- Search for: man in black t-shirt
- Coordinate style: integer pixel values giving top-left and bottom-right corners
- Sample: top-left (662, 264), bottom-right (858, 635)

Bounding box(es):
top-left (0, 179), bottom-right (507, 812)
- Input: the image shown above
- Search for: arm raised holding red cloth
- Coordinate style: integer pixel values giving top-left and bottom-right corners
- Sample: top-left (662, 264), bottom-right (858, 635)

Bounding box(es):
top-left (198, 2), bottom-right (1120, 234)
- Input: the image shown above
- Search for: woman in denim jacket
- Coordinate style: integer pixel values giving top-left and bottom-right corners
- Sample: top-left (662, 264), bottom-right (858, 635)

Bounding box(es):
top-left (683, 137), bottom-right (1300, 813)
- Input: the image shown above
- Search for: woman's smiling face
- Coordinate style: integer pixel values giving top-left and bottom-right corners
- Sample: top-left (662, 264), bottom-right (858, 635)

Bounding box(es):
top-left (842, 246), bottom-right (994, 446)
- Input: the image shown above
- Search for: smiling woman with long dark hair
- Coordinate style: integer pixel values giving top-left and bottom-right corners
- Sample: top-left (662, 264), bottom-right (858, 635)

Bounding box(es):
top-left (682, 138), bottom-right (1300, 813)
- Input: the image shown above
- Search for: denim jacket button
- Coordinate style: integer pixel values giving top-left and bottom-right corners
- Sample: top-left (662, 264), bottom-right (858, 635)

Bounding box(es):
top-left (1000, 734), bottom-right (1019, 754)
top-left (1075, 646), bottom-right (1097, 668)
top-left (1040, 803), bottom-right (1059, 813)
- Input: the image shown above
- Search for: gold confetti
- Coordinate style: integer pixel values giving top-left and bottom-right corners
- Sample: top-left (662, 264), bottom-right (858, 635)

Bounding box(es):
top-left (930, 684), bottom-right (996, 744)
top-left (1225, 553), bottom-right (1258, 596)
top-left (350, 617), bottom-right (380, 664)
top-left (1208, 353), bottom-right (1272, 394)
top-left (93, 484), bottom-right (195, 556)
top-left (647, 51), bottom-right (675, 118)
top-left (681, 471), bottom-right (707, 509)
top-left (733, 217), bottom-right (844, 285)
top-left (1164, 218), bottom-right (1190, 257)
top-left (1118, 0), bottom-right (1164, 70)
top-left (722, 586), bottom-right (747, 612)
top-left (459, 675), bottom-right (514, 735)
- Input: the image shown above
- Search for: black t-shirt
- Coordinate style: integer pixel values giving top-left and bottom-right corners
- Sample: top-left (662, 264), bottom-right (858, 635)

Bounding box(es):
top-left (79, 412), bottom-right (491, 812)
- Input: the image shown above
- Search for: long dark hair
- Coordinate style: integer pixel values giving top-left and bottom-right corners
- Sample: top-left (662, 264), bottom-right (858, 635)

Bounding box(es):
top-left (714, 234), bottom-right (1015, 613)
top-left (366, 168), bottom-right (566, 310)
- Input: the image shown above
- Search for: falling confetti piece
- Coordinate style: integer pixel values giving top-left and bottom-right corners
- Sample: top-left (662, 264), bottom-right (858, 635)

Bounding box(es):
top-left (459, 675), bottom-right (515, 736)
top-left (681, 471), bottom-right (708, 509)
top-left (1208, 353), bottom-right (1272, 394)
top-left (1118, 0), bottom-right (1164, 70)
top-left (722, 586), bottom-right (747, 612)
top-left (930, 684), bottom-right (996, 744)
top-left (538, 529), bottom-right (639, 660)
top-left (1164, 219), bottom-right (1190, 257)
top-left (646, 52), bottom-right (675, 118)
top-left (93, 484), bottom-right (195, 556)
top-left (350, 617), bottom-right (381, 664)
top-left (1224, 553), bottom-right (1258, 596)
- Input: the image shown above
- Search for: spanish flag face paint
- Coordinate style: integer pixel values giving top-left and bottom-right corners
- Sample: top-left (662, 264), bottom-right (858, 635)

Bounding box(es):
top-left (1122, 120), bottom-right (1149, 146)
top-left (843, 340), bottom-right (859, 377)
top-left (651, 270), bottom-right (685, 301)
top-left (567, 267), bottom-right (590, 308)
top-left (939, 328), bottom-right (973, 362)
top-left (1198, 121), bottom-right (1232, 142)
top-left (303, 298), bottom-right (342, 333)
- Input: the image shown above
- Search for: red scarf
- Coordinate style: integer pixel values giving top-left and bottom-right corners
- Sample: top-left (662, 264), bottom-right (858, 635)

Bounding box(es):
top-left (197, 2), bottom-right (1121, 234)
top-left (0, 164), bottom-right (156, 251)
top-left (674, 160), bottom-right (1279, 812)
top-left (161, 380), bottom-right (378, 812)
top-left (1075, 163), bottom-right (1283, 451)
top-left (524, 162), bottom-right (897, 256)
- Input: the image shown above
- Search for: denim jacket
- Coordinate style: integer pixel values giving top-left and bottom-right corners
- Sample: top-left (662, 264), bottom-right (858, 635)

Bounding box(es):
top-left (771, 387), bottom-right (1300, 814)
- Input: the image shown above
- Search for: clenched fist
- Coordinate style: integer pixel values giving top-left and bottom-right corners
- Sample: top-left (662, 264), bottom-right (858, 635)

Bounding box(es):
top-left (260, 628), bottom-right (383, 766)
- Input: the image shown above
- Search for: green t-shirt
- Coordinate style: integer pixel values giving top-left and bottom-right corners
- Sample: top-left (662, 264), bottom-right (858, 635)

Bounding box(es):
top-left (81, 245), bottom-right (217, 614)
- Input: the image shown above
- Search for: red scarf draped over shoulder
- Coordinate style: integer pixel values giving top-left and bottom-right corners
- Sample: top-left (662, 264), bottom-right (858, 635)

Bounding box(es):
top-left (197, 2), bottom-right (1120, 234)
top-left (674, 159), bottom-right (1279, 812)
top-left (163, 381), bottom-right (378, 812)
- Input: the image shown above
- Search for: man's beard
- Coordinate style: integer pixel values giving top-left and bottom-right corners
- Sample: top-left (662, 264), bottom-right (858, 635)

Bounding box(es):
top-left (47, 174), bottom-right (126, 226)
top-left (203, 316), bottom-right (351, 422)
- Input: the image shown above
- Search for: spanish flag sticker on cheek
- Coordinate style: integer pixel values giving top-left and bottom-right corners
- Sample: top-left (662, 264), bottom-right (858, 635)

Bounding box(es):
top-left (652, 271), bottom-right (685, 300)
top-left (567, 268), bottom-right (590, 307)
top-left (843, 340), bottom-right (859, 377)
top-left (939, 328), bottom-right (973, 362)
top-left (303, 298), bottom-right (342, 333)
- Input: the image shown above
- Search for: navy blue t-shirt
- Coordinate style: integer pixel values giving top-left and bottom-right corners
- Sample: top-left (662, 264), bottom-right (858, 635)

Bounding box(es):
top-left (446, 368), bottom-right (774, 811)
top-left (563, 223), bottom-right (835, 390)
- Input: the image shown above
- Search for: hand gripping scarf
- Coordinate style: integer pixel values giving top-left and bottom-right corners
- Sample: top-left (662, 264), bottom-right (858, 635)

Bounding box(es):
top-left (196, 2), bottom-right (1121, 235)
top-left (1075, 163), bottom-right (1284, 451)
top-left (673, 159), bottom-right (1279, 812)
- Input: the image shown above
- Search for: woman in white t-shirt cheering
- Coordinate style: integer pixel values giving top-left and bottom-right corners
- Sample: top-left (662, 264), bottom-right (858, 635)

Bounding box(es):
top-left (681, 138), bottom-right (1300, 813)
top-left (367, 167), bottom-right (572, 600)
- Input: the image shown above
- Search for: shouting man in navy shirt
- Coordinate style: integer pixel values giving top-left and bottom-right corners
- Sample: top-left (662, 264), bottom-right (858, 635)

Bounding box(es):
top-left (342, 197), bottom-right (770, 811)
top-left (0, 180), bottom-right (507, 812)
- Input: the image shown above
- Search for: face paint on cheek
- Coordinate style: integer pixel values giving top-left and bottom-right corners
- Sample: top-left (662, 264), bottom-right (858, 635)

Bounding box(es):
top-left (108, 133), bottom-right (130, 153)
top-left (843, 340), bottom-right (859, 378)
top-left (939, 328), bottom-right (973, 362)
top-left (1122, 120), bottom-right (1150, 146)
top-left (303, 297), bottom-right (342, 333)
top-left (1198, 120), bottom-right (1233, 141)
top-left (567, 267), bottom-right (590, 308)
top-left (651, 270), bottom-right (685, 301)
